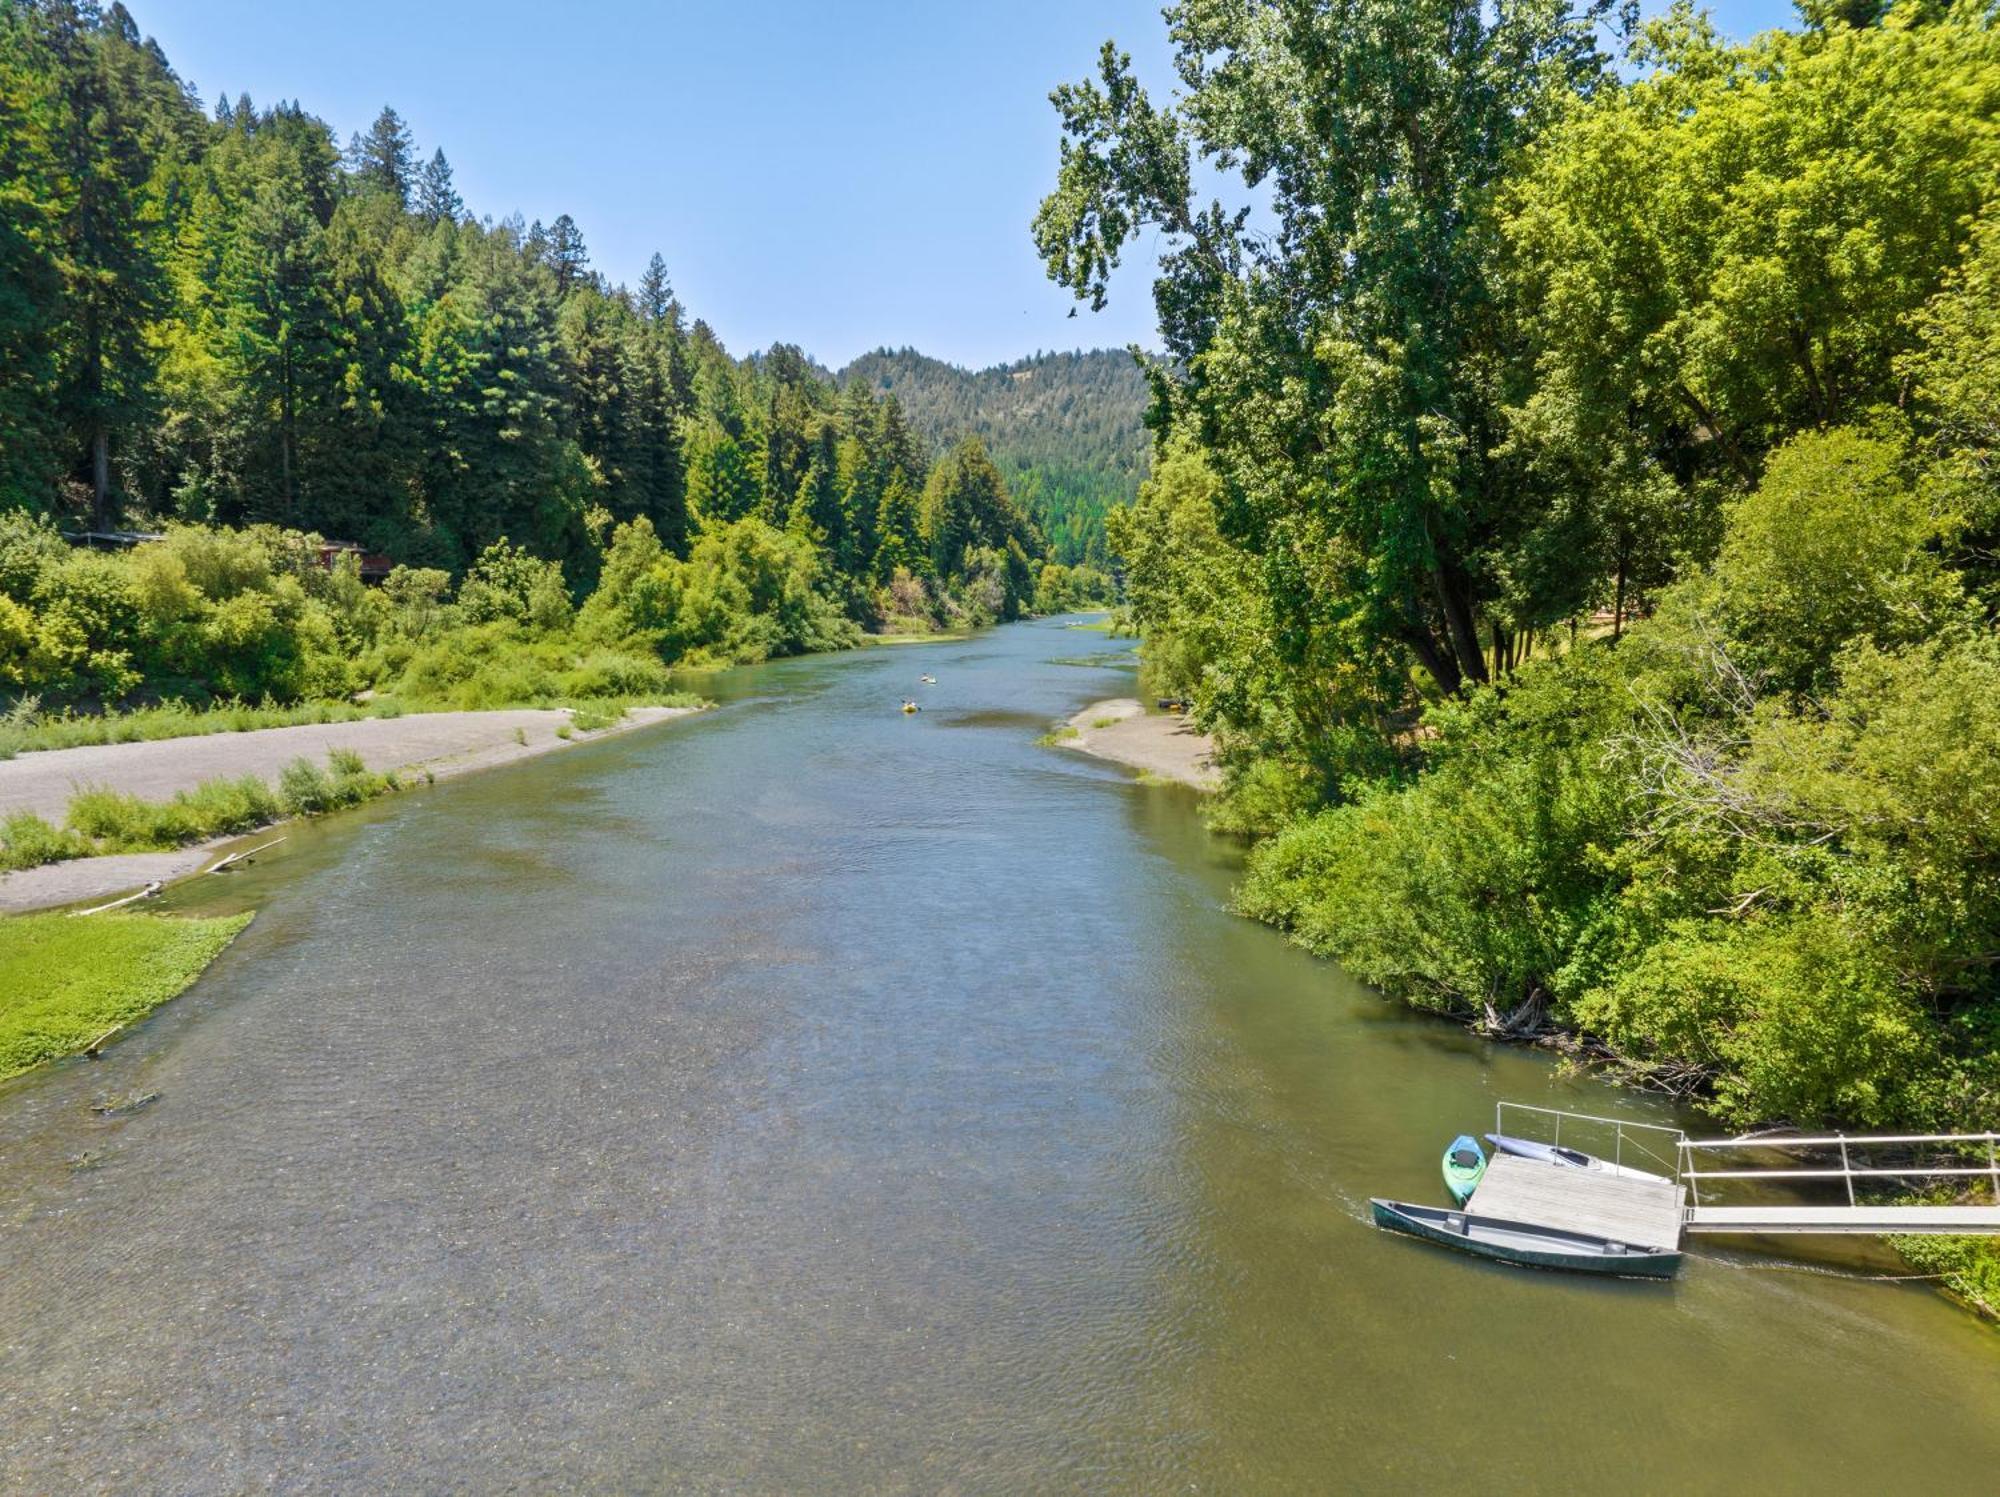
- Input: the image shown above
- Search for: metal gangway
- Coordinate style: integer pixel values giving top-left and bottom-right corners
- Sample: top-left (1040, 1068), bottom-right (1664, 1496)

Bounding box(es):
top-left (1679, 1130), bottom-right (2000, 1236)
top-left (1491, 1104), bottom-right (2000, 1240)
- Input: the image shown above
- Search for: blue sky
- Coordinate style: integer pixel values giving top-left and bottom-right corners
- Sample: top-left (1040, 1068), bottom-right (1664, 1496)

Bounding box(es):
top-left (134, 0), bottom-right (1801, 371)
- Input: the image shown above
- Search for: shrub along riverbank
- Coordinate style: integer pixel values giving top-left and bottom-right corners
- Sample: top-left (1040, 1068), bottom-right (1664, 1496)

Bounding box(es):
top-left (0, 698), bottom-right (381, 760)
top-left (0, 747), bottom-right (394, 873)
top-left (1040, 6), bottom-right (2000, 1306)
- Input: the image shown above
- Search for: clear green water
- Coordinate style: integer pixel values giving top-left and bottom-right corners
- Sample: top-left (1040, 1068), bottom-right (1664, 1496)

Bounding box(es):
top-left (2, 619), bottom-right (1996, 1492)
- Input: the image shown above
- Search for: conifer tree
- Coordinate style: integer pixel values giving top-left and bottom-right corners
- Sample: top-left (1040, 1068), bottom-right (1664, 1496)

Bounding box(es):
top-left (415, 147), bottom-right (461, 223)
top-left (632, 252), bottom-right (689, 551)
top-left (350, 104), bottom-right (413, 204)
top-left (685, 424), bottom-right (759, 525)
top-left (0, 1), bottom-right (64, 508)
top-left (638, 251), bottom-right (672, 323)
top-left (45, 0), bottom-right (171, 527)
top-left (546, 212), bottom-right (588, 295)
top-left (873, 473), bottom-right (922, 580)
top-left (221, 136), bottom-right (339, 519)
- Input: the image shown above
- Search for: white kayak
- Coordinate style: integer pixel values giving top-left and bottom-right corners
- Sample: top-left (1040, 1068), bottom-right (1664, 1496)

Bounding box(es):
top-left (1484, 1133), bottom-right (1671, 1184)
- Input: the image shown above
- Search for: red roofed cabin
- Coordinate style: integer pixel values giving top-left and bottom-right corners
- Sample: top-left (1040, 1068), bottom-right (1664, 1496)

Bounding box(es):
top-left (316, 541), bottom-right (394, 583)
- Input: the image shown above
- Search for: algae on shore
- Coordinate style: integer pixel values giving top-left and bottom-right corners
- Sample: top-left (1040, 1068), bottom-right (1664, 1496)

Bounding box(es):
top-left (0, 911), bottom-right (253, 1079)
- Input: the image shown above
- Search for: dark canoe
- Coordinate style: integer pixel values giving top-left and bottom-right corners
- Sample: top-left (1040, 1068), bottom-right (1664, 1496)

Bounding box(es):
top-left (1369, 1198), bottom-right (1682, 1281)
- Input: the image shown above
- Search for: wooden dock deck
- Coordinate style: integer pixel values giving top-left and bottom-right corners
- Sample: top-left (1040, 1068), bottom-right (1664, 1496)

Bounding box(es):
top-left (1471, 1154), bottom-right (1685, 1251)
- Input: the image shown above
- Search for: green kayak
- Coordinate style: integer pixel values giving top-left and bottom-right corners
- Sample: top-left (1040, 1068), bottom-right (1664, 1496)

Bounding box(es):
top-left (1442, 1134), bottom-right (1486, 1205)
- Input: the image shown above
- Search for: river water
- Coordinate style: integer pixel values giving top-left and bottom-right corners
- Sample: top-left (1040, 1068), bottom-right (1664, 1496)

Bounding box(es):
top-left (2, 619), bottom-right (1997, 1493)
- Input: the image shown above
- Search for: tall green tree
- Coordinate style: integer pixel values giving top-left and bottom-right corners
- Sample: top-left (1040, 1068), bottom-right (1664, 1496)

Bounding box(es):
top-left (415, 146), bottom-right (460, 223)
top-left (545, 211), bottom-right (588, 296)
top-left (218, 124), bottom-right (340, 522)
top-left (0, 0), bottom-right (66, 508)
top-left (631, 252), bottom-right (690, 553)
top-left (1034, 0), bottom-right (1621, 697)
top-left (1505, 6), bottom-right (2000, 499)
top-left (349, 104), bottom-right (413, 205)
top-left (918, 434), bottom-right (1032, 583)
top-left (45, 0), bottom-right (175, 527)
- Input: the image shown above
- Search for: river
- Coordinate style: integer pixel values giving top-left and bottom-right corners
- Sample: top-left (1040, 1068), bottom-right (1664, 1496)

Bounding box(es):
top-left (3, 618), bottom-right (1997, 1492)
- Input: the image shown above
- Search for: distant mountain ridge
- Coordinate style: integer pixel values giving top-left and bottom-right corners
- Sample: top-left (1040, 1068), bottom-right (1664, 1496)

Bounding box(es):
top-left (839, 348), bottom-right (1152, 567)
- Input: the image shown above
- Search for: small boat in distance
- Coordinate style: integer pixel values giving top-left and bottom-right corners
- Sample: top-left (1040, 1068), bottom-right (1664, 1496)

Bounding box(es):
top-left (1370, 1199), bottom-right (1682, 1280)
top-left (1485, 1133), bottom-right (1671, 1184)
top-left (919, 674), bottom-right (936, 684)
top-left (901, 700), bottom-right (920, 714)
top-left (1442, 1134), bottom-right (1486, 1205)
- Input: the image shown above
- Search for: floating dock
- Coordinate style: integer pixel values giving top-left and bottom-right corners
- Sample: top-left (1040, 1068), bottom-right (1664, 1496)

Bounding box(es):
top-left (1470, 1153), bottom-right (1683, 1251)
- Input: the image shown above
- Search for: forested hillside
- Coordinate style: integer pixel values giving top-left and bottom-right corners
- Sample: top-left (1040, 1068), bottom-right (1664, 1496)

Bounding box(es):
top-left (0, 0), bottom-right (1115, 723)
top-left (1041, 0), bottom-right (2000, 1175)
top-left (841, 347), bottom-right (1150, 567)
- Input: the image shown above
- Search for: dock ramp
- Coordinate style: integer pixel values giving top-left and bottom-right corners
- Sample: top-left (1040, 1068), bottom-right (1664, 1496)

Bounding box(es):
top-left (1679, 1130), bottom-right (2000, 1236)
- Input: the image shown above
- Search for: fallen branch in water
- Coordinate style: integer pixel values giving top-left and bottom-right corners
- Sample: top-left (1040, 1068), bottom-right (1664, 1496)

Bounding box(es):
top-left (68, 881), bottom-right (162, 917)
top-left (206, 836), bottom-right (286, 874)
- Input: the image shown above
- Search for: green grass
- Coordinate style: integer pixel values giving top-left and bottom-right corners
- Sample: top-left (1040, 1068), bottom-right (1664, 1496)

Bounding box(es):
top-left (1035, 725), bottom-right (1082, 747)
top-left (0, 697), bottom-right (383, 761)
top-left (0, 749), bottom-right (397, 872)
top-left (0, 911), bottom-right (254, 1080)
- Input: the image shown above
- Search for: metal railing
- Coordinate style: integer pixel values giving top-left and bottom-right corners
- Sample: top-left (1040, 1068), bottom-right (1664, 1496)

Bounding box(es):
top-left (1492, 1101), bottom-right (1687, 1181)
top-left (1676, 1131), bottom-right (2000, 1210)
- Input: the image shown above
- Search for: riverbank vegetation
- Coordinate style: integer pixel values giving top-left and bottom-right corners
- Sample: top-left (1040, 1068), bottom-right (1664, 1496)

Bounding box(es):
top-left (0, 745), bottom-right (392, 872)
top-left (0, 909), bottom-right (251, 1079)
top-left (0, 0), bottom-right (1112, 731)
top-left (0, 696), bottom-right (379, 760)
top-left (1038, 0), bottom-right (2000, 1170)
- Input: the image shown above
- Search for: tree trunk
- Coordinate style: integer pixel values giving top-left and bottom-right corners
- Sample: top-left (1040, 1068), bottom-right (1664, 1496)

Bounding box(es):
top-left (1612, 556), bottom-right (1626, 643)
top-left (1432, 561), bottom-right (1488, 686)
top-left (1405, 625), bottom-right (1462, 697)
top-left (1673, 380), bottom-right (1756, 485)
top-left (91, 428), bottom-right (110, 531)
top-left (84, 291), bottom-right (110, 529)
top-left (280, 338), bottom-right (295, 518)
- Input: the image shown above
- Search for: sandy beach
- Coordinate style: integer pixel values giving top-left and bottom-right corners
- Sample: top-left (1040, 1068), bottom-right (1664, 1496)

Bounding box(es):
top-left (1061, 697), bottom-right (1219, 791)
